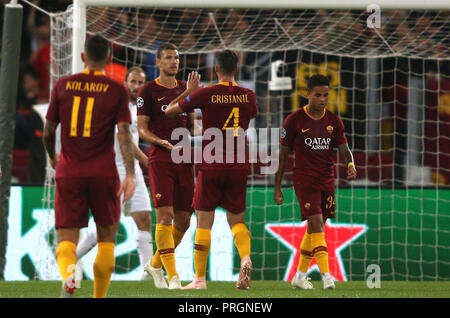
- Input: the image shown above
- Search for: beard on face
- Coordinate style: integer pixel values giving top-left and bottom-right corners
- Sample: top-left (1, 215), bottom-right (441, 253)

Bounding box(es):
top-left (162, 67), bottom-right (178, 77)
top-left (128, 89), bottom-right (138, 102)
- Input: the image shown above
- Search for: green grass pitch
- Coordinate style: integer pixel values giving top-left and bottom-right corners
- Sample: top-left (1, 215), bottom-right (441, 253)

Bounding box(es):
top-left (0, 280), bottom-right (448, 298)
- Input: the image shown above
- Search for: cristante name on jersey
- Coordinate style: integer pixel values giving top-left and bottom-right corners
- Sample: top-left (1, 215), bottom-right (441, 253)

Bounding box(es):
top-left (65, 81), bottom-right (110, 93)
top-left (211, 94), bottom-right (249, 104)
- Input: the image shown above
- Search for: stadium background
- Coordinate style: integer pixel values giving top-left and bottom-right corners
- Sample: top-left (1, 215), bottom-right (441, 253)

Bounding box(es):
top-left (0, 1), bottom-right (449, 284)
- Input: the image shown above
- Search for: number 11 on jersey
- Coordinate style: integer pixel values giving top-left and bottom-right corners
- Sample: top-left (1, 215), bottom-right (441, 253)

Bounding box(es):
top-left (70, 96), bottom-right (95, 137)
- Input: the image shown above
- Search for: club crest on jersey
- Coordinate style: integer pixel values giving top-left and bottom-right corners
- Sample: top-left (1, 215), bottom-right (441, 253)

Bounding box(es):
top-left (304, 203), bottom-right (311, 210)
top-left (136, 97), bottom-right (144, 108)
top-left (326, 125), bottom-right (334, 135)
top-left (305, 137), bottom-right (331, 150)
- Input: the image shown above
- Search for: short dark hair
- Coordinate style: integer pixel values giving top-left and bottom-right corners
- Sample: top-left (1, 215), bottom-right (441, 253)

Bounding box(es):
top-left (215, 50), bottom-right (239, 75)
top-left (156, 43), bottom-right (178, 59)
top-left (84, 35), bottom-right (111, 62)
top-left (126, 66), bottom-right (146, 81)
top-left (307, 74), bottom-right (330, 92)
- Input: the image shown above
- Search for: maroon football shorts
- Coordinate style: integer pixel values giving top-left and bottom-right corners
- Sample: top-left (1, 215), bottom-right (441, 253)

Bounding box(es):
top-left (54, 176), bottom-right (120, 229)
top-left (293, 183), bottom-right (336, 221)
top-left (148, 162), bottom-right (194, 212)
top-left (193, 169), bottom-right (248, 214)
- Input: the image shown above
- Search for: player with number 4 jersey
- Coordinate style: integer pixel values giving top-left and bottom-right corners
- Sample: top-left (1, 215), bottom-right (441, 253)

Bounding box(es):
top-left (165, 50), bottom-right (258, 291)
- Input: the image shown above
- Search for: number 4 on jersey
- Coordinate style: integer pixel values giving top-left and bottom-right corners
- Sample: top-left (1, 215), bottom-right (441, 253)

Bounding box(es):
top-left (222, 107), bottom-right (240, 137)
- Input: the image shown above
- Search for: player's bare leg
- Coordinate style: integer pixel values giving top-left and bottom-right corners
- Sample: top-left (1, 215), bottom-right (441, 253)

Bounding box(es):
top-left (306, 213), bottom-right (325, 233)
top-left (182, 210), bottom-right (213, 290)
top-left (173, 210), bottom-right (192, 233)
top-left (131, 210), bottom-right (152, 233)
top-left (227, 211), bottom-right (252, 290)
top-left (57, 228), bottom-right (80, 297)
top-left (58, 228), bottom-right (81, 244)
top-left (93, 222), bottom-right (119, 298)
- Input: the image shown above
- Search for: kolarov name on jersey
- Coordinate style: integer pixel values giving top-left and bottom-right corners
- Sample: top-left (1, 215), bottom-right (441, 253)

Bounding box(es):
top-left (65, 81), bottom-right (110, 93)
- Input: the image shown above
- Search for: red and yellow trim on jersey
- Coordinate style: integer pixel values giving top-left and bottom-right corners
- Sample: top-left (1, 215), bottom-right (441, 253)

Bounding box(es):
top-left (81, 69), bottom-right (106, 76)
top-left (155, 77), bottom-right (178, 89)
top-left (303, 105), bottom-right (326, 120)
top-left (218, 81), bottom-right (238, 87)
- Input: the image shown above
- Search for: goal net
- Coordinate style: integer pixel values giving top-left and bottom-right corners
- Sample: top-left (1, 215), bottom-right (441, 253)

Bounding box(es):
top-left (36, 2), bottom-right (450, 282)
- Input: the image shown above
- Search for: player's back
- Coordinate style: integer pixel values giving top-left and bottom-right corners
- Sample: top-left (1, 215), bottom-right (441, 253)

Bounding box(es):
top-left (187, 81), bottom-right (258, 169)
top-left (47, 69), bottom-right (130, 178)
top-left (200, 82), bottom-right (256, 133)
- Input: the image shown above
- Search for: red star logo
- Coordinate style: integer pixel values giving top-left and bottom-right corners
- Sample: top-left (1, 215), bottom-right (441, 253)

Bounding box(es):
top-left (265, 221), bottom-right (367, 281)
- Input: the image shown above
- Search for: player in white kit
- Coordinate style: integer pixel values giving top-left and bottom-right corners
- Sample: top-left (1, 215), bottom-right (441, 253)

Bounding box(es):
top-left (76, 67), bottom-right (153, 280)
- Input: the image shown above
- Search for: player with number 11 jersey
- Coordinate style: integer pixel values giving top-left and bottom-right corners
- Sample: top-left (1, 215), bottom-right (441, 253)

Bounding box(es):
top-left (44, 34), bottom-right (135, 298)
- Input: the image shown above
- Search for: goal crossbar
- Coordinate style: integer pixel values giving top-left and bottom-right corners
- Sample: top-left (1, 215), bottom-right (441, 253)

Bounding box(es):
top-left (73, 0), bottom-right (450, 10)
top-left (71, 0), bottom-right (450, 73)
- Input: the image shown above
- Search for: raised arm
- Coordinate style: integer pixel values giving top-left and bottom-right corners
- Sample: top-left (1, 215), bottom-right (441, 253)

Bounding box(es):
top-left (273, 144), bottom-right (291, 205)
top-left (165, 95), bottom-right (188, 118)
top-left (165, 71), bottom-right (201, 117)
top-left (338, 143), bottom-right (357, 180)
top-left (187, 112), bottom-right (202, 136)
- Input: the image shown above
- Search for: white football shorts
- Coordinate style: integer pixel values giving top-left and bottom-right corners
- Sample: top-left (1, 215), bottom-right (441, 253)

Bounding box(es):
top-left (117, 165), bottom-right (152, 215)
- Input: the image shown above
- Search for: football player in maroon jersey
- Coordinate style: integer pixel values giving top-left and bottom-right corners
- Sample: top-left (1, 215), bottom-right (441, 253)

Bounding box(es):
top-left (274, 74), bottom-right (357, 290)
top-left (44, 34), bottom-right (135, 297)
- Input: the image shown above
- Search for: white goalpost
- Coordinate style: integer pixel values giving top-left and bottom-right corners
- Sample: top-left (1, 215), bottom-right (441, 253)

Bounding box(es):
top-left (33, 0), bottom-right (450, 282)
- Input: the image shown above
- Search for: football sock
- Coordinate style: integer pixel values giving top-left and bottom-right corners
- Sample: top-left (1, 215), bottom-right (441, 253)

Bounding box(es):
top-left (136, 230), bottom-right (153, 269)
top-left (152, 225), bottom-right (185, 269)
top-left (93, 242), bottom-right (115, 298)
top-left (56, 240), bottom-right (77, 282)
top-left (76, 229), bottom-right (97, 259)
top-left (310, 232), bottom-right (330, 274)
top-left (231, 223), bottom-right (251, 260)
top-left (298, 232), bottom-right (313, 273)
top-left (194, 228), bottom-right (211, 278)
top-left (155, 224), bottom-right (178, 281)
